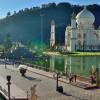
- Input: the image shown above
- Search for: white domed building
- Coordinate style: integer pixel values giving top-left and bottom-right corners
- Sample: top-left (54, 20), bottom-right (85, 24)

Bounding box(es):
top-left (65, 7), bottom-right (100, 52)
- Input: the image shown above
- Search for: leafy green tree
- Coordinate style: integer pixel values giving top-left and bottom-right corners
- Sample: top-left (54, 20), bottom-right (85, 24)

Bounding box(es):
top-left (4, 33), bottom-right (12, 52)
top-left (6, 12), bottom-right (11, 17)
top-left (14, 11), bottom-right (16, 15)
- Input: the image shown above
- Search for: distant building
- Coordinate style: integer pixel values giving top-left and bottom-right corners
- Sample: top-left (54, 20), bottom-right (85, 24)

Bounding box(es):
top-left (50, 20), bottom-right (56, 48)
top-left (50, 7), bottom-right (100, 52)
top-left (65, 7), bottom-right (100, 52)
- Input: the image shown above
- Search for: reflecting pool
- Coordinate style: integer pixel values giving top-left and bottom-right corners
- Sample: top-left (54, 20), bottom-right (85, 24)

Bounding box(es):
top-left (33, 55), bottom-right (100, 77)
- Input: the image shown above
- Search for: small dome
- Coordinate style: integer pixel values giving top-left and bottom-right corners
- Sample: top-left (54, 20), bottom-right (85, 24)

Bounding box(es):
top-left (76, 7), bottom-right (95, 25)
top-left (51, 20), bottom-right (55, 25)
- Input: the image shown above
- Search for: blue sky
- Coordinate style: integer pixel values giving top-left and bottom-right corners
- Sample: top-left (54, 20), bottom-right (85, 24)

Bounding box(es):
top-left (0, 0), bottom-right (100, 18)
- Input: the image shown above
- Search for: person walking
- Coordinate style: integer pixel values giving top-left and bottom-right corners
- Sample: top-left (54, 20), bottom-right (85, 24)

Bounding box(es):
top-left (69, 73), bottom-right (74, 83)
top-left (74, 74), bottom-right (77, 82)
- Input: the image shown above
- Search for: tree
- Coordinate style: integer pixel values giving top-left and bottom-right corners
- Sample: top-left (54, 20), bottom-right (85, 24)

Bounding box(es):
top-left (14, 11), bottom-right (16, 15)
top-left (24, 8), bottom-right (29, 12)
top-left (3, 33), bottom-right (12, 68)
top-left (18, 10), bottom-right (24, 14)
top-left (57, 2), bottom-right (71, 8)
top-left (4, 33), bottom-right (12, 52)
top-left (7, 12), bottom-right (11, 17)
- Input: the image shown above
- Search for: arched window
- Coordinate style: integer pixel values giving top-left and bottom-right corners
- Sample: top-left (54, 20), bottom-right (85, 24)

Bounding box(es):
top-left (83, 40), bottom-right (86, 45)
top-left (77, 34), bottom-right (81, 38)
top-left (77, 40), bottom-right (81, 46)
top-left (83, 33), bottom-right (86, 38)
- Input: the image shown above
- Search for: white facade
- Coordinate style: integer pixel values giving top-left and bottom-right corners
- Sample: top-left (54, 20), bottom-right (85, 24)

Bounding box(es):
top-left (50, 20), bottom-right (55, 48)
top-left (65, 7), bottom-right (100, 52)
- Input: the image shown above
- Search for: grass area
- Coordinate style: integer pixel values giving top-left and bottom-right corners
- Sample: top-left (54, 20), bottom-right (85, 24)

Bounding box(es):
top-left (43, 51), bottom-right (60, 56)
top-left (0, 45), bottom-right (4, 52)
top-left (44, 51), bottom-right (100, 56)
top-left (64, 52), bottom-right (100, 56)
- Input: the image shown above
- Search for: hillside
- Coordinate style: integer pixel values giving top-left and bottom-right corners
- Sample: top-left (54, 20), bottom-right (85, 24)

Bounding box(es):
top-left (0, 2), bottom-right (100, 48)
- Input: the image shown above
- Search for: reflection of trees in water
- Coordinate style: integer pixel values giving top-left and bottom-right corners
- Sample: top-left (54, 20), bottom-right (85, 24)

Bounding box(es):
top-left (50, 56), bottom-right (55, 71)
top-left (54, 56), bottom-right (64, 72)
top-left (82, 57), bottom-right (86, 70)
top-left (64, 56), bottom-right (69, 77)
top-left (37, 55), bottom-right (100, 77)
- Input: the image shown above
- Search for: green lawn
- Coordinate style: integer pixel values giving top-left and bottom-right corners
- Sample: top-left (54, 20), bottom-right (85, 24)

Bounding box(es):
top-left (68, 52), bottom-right (100, 56)
top-left (44, 51), bottom-right (100, 56)
top-left (0, 45), bottom-right (4, 52)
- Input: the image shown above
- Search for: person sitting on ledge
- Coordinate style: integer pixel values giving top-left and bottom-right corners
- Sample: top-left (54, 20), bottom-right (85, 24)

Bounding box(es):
top-left (69, 73), bottom-right (74, 83)
top-left (89, 74), bottom-right (96, 85)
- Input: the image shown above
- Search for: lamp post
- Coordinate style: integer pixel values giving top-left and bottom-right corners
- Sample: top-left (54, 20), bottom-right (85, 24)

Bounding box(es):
top-left (56, 72), bottom-right (60, 91)
top-left (12, 54), bottom-right (15, 66)
top-left (5, 56), bottom-right (7, 69)
top-left (6, 75), bottom-right (11, 100)
top-left (40, 14), bottom-right (44, 50)
top-left (45, 59), bottom-right (48, 71)
top-left (4, 49), bottom-right (7, 69)
top-left (56, 72), bottom-right (63, 93)
top-left (10, 50), bottom-right (14, 66)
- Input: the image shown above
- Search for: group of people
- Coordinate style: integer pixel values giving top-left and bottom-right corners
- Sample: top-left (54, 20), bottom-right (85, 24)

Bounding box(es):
top-left (52, 65), bottom-right (99, 86)
top-left (53, 72), bottom-right (77, 83)
top-left (68, 73), bottom-right (77, 83)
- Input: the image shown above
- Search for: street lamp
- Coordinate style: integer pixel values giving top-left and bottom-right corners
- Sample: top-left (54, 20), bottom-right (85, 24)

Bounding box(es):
top-left (56, 72), bottom-right (63, 93)
top-left (4, 49), bottom-right (7, 69)
top-left (12, 54), bottom-right (15, 66)
top-left (56, 72), bottom-right (60, 91)
top-left (40, 14), bottom-right (44, 50)
top-left (6, 75), bottom-right (11, 100)
top-left (45, 59), bottom-right (48, 71)
top-left (10, 50), bottom-right (14, 66)
top-left (5, 56), bottom-right (7, 69)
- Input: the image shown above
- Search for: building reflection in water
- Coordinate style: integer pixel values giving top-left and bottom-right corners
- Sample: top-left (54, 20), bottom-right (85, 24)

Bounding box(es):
top-left (49, 55), bottom-right (100, 77)
top-left (64, 56), bottom-right (71, 77)
top-left (50, 56), bottom-right (55, 71)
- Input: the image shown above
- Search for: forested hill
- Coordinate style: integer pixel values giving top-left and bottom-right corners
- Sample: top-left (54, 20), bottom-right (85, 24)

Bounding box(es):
top-left (0, 2), bottom-right (100, 47)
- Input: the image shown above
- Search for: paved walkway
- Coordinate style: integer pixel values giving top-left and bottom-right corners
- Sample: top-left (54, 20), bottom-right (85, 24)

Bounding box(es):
top-left (0, 63), bottom-right (100, 100)
top-left (19, 64), bottom-right (93, 89)
top-left (0, 76), bottom-right (27, 99)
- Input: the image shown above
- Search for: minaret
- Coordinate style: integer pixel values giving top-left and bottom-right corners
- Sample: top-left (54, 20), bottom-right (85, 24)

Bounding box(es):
top-left (50, 20), bottom-right (55, 48)
top-left (70, 12), bottom-right (77, 51)
top-left (71, 12), bottom-right (76, 28)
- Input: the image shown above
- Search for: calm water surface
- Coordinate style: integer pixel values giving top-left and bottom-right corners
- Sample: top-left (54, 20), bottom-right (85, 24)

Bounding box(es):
top-left (33, 55), bottom-right (100, 77)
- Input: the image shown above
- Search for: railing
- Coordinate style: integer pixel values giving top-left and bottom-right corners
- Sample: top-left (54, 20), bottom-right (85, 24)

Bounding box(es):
top-left (0, 85), bottom-right (8, 98)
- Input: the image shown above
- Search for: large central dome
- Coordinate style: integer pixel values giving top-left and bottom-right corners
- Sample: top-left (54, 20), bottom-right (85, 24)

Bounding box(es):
top-left (76, 7), bottom-right (95, 26)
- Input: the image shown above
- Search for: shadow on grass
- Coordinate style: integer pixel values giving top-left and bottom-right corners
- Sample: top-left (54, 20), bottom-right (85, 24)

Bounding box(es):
top-left (24, 75), bottom-right (42, 82)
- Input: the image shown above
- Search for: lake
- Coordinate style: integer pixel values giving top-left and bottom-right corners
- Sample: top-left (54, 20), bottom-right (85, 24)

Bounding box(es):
top-left (33, 55), bottom-right (100, 78)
